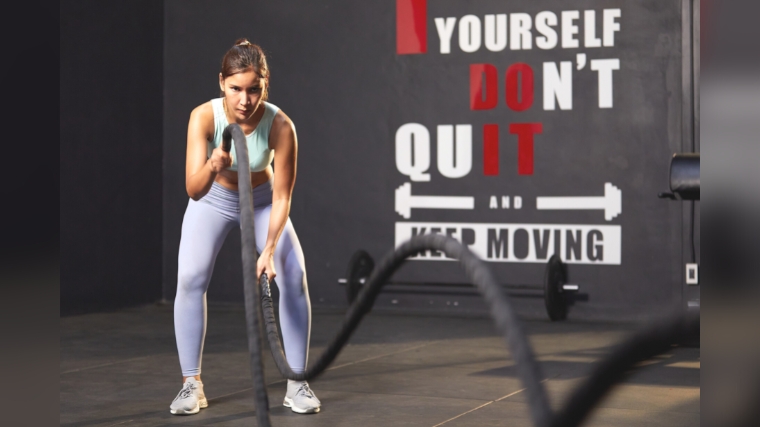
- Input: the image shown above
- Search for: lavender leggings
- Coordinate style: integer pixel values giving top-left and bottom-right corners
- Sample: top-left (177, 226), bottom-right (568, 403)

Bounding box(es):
top-left (174, 181), bottom-right (311, 376)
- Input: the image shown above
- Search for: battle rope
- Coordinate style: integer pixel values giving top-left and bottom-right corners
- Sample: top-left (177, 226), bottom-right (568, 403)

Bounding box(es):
top-left (548, 310), bottom-right (699, 427)
top-left (225, 124), bottom-right (270, 427)
top-left (259, 235), bottom-right (553, 425)
top-left (223, 123), bottom-right (699, 427)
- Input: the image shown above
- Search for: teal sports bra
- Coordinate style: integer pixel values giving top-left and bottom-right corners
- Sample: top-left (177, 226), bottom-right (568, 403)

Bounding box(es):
top-left (208, 98), bottom-right (278, 172)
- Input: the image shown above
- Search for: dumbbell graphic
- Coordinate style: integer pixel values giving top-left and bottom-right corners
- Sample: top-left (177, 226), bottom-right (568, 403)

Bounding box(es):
top-left (395, 182), bottom-right (475, 219)
top-left (536, 183), bottom-right (622, 221)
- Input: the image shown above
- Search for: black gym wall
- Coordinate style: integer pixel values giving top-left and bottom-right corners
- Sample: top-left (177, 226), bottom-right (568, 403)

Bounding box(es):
top-left (160, 0), bottom-right (698, 321)
top-left (60, 0), bottom-right (164, 316)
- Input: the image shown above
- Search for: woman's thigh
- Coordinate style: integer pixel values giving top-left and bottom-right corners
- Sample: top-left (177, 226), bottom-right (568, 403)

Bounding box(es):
top-left (177, 199), bottom-right (238, 291)
top-left (253, 206), bottom-right (307, 284)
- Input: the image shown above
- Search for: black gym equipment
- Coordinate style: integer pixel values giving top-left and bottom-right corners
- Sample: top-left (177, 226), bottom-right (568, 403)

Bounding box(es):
top-left (658, 152), bottom-right (699, 346)
top-left (343, 249), bottom-right (374, 305)
top-left (544, 254), bottom-right (569, 321)
top-left (338, 250), bottom-right (580, 321)
top-left (224, 123), bottom-right (701, 427)
top-left (658, 153), bottom-right (700, 201)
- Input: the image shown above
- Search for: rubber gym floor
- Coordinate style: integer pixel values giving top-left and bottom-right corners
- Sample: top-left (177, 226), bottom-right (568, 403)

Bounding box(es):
top-left (60, 303), bottom-right (699, 427)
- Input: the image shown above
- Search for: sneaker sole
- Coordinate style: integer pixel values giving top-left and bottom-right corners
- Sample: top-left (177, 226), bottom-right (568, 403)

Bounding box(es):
top-left (170, 398), bottom-right (208, 415)
top-left (283, 397), bottom-right (320, 414)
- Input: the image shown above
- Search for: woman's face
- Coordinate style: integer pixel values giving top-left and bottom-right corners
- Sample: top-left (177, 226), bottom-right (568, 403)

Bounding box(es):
top-left (219, 69), bottom-right (267, 122)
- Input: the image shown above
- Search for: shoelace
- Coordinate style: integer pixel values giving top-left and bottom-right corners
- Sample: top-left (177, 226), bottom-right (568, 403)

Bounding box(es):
top-left (296, 383), bottom-right (314, 398)
top-left (174, 382), bottom-right (197, 401)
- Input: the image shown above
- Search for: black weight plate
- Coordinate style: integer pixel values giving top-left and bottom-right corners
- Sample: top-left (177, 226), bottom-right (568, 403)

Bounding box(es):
top-left (345, 250), bottom-right (374, 304)
top-left (544, 255), bottom-right (568, 321)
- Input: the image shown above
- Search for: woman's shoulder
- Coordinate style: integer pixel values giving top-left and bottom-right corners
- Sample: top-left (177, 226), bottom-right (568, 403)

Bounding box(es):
top-left (265, 102), bottom-right (293, 128)
top-left (187, 101), bottom-right (217, 140)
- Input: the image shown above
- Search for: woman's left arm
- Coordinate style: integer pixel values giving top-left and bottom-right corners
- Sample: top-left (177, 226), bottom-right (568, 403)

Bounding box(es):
top-left (257, 112), bottom-right (297, 280)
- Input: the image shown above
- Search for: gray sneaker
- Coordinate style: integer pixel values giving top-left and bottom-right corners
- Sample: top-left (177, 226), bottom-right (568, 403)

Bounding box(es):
top-left (283, 380), bottom-right (321, 414)
top-left (170, 378), bottom-right (208, 415)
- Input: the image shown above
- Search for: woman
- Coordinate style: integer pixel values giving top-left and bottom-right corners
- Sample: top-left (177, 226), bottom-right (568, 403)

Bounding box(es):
top-left (170, 39), bottom-right (320, 415)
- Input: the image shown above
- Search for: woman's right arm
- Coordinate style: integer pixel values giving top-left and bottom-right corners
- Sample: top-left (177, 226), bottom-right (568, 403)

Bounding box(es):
top-left (185, 104), bottom-right (231, 200)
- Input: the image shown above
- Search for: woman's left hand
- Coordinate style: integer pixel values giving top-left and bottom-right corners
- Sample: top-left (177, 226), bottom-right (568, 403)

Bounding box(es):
top-left (257, 249), bottom-right (276, 282)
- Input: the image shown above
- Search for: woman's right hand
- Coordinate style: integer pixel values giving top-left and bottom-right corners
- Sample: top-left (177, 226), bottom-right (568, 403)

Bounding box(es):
top-left (208, 146), bottom-right (233, 173)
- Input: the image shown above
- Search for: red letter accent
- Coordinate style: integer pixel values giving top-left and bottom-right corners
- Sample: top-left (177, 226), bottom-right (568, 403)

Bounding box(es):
top-left (509, 123), bottom-right (542, 175)
top-left (470, 64), bottom-right (498, 110)
top-left (483, 124), bottom-right (499, 175)
top-left (396, 0), bottom-right (427, 54)
top-left (505, 63), bottom-right (534, 112)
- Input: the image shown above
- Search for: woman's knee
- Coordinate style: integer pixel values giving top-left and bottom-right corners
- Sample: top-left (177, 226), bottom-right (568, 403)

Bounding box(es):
top-left (177, 266), bottom-right (211, 297)
top-left (278, 252), bottom-right (307, 298)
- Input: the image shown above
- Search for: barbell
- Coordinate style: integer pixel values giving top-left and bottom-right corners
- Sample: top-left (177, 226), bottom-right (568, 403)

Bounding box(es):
top-left (338, 251), bottom-right (581, 321)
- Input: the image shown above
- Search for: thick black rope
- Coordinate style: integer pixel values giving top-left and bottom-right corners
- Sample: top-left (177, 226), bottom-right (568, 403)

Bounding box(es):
top-left (225, 125), bottom-right (271, 427)
top-left (225, 122), bottom-right (701, 427)
top-left (548, 310), bottom-right (700, 427)
top-left (259, 234), bottom-right (553, 426)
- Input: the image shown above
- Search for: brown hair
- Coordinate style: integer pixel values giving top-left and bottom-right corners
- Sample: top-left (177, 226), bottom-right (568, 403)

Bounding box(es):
top-left (220, 38), bottom-right (270, 100)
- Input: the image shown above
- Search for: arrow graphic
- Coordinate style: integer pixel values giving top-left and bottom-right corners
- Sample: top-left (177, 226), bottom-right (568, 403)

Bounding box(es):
top-left (536, 182), bottom-right (622, 221)
top-left (395, 182), bottom-right (475, 219)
